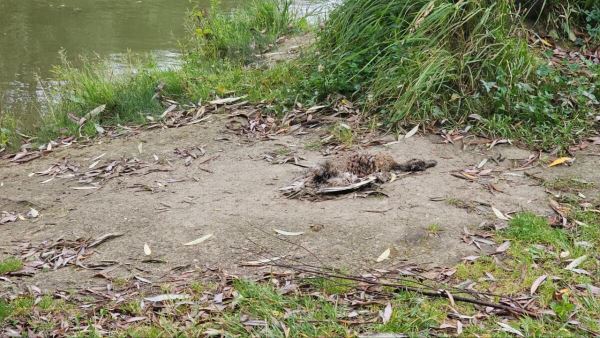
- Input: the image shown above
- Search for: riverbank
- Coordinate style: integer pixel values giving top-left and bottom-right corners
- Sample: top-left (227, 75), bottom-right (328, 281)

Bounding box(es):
top-left (1, 0), bottom-right (598, 154)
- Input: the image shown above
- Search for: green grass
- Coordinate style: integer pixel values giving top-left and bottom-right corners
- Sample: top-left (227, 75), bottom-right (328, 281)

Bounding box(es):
top-left (37, 55), bottom-right (185, 142)
top-left (0, 113), bottom-right (22, 150)
top-left (0, 257), bottom-right (23, 275)
top-left (186, 0), bottom-right (301, 62)
top-left (545, 176), bottom-right (595, 192)
top-left (295, 0), bottom-right (599, 152)
top-left (502, 212), bottom-right (569, 248)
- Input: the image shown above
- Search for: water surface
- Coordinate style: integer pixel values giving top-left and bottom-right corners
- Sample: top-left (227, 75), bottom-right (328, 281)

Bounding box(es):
top-left (0, 0), bottom-right (235, 121)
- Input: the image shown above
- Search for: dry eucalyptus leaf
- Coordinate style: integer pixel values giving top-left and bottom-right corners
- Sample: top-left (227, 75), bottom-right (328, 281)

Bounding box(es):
top-left (530, 275), bottom-right (547, 295)
top-left (144, 294), bottom-right (190, 303)
top-left (492, 206), bottom-right (510, 221)
top-left (381, 302), bottom-right (392, 324)
top-left (404, 125), bottom-right (419, 139)
top-left (497, 322), bottom-right (524, 337)
top-left (565, 255), bottom-right (587, 270)
top-left (273, 229), bottom-right (304, 236)
top-left (242, 256), bottom-right (284, 266)
top-left (376, 248), bottom-right (391, 262)
top-left (496, 241), bottom-right (511, 253)
top-left (548, 157), bottom-right (574, 167)
top-left (184, 234), bottom-right (213, 246)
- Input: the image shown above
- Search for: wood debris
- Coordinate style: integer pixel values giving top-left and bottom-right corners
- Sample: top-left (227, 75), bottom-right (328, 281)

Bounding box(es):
top-left (10, 233), bottom-right (124, 276)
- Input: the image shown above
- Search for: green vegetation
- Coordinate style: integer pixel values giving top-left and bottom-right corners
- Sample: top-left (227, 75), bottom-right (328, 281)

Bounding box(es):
top-left (1, 0), bottom-right (304, 150)
top-left (545, 176), bottom-right (595, 192)
top-left (0, 114), bottom-right (19, 149)
top-left (525, 0), bottom-right (600, 42)
top-left (1, 0), bottom-right (598, 153)
top-left (0, 256), bottom-right (23, 275)
top-left (302, 0), bottom-right (599, 151)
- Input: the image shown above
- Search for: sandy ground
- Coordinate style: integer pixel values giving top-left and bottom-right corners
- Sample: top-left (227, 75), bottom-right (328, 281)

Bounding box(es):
top-left (1, 112), bottom-right (599, 292)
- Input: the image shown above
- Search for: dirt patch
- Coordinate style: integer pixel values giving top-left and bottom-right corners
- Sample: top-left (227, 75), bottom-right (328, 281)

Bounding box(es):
top-left (1, 112), bottom-right (596, 292)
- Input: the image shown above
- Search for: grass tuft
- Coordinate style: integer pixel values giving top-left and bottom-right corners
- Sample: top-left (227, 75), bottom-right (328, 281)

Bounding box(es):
top-left (0, 256), bottom-right (23, 275)
top-left (503, 212), bottom-right (569, 248)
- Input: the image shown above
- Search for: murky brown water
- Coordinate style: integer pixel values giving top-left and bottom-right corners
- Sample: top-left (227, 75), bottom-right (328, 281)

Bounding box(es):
top-left (0, 0), bottom-right (335, 123)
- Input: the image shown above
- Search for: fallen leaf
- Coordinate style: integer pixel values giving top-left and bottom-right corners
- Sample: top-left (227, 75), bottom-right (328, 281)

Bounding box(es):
top-left (496, 241), bottom-right (511, 253)
top-left (242, 256), bottom-right (284, 266)
top-left (88, 233), bottom-right (124, 248)
top-left (381, 303), bottom-right (392, 324)
top-left (565, 255), bottom-right (587, 270)
top-left (404, 125), bottom-right (419, 139)
top-left (160, 104), bottom-right (178, 118)
top-left (492, 206), bottom-right (510, 221)
top-left (576, 284), bottom-right (600, 295)
top-left (144, 243), bottom-right (152, 256)
top-left (376, 248), bottom-right (391, 262)
top-left (184, 234), bottom-right (213, 246)
top-left (530, 275), bottom-right (547, 295)
top-left (548, 157), bottom-right (573, 167)
top-left (84, 104), bottom-right (106, 120)
top-left (126, 316), bottom-right (147, 323)
top-left (209, 95), bottom-right (247, 105)
top-left (273, 229), bottom-right (304, 236)
top-left (27, 208), bottom-right (39, 218)
top-left (477, 158), bottom-right (488, 169)
top-left (497, 322), bottom-right (524, 337)
top-left (144, 294), bottom-right (190, 302)
top-left (135, 276), bottom-right (153, 284)
top-left (72, 186), bottom-right (99, 190)
top-left (462, 255), bottom-right (480, 262)
top-left (89, 160), bottom-right (100, 169)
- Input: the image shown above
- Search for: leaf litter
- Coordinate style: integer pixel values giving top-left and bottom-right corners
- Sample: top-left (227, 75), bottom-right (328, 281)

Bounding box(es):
top-left (8, 233), bottom-right (124, 276)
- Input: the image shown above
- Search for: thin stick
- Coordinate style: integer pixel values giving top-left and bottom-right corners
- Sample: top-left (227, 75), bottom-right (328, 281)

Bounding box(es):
top-left (268, 262), bottom-right (538, 318)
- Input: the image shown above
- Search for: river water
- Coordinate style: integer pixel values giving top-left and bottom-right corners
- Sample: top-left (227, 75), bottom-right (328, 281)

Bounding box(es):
top-left (0, 0), bottom-right (327, 122)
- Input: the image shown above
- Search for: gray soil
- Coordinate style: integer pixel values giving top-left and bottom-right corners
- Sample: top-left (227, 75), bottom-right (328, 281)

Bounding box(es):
top-left (1, 112), bottom-right (599, 292)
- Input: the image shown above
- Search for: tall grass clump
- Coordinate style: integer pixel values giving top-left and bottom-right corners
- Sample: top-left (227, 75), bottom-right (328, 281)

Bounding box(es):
top-left (0, 112), bottom-right (21, 150)
top-left (307, 0), bottom-right (536, 122)
top-left (181, 0), bottom-right (307, 107)
top-left (39, 55), bottom-right (184, 141)
top-left (186, 0), bottom-right (301, 63)
top-left (301, 0), bottom-right (599, 150)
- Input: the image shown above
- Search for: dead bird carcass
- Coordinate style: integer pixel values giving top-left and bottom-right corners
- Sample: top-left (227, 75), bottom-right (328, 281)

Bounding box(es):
top-left (280, 152), bottom-right (437, 198)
